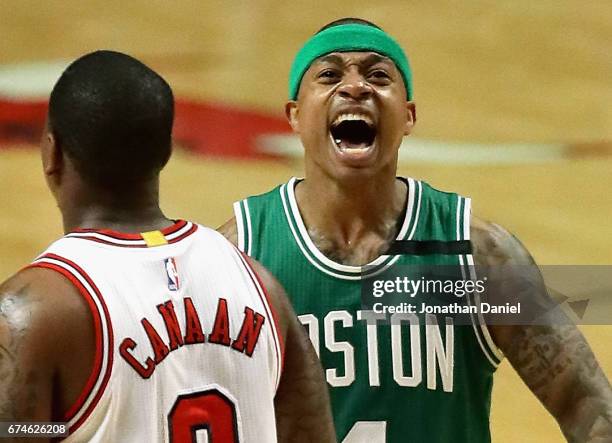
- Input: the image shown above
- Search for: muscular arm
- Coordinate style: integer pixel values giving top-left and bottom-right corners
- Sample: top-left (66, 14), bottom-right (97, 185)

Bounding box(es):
top-left (472, 217), bottom-right (612, 442)
top-left (0, 268), bottom-right (95, 442)
top-left (246, 258), bottom-right (335, 443)
top-left (0, 278), bottom-right (42, 423)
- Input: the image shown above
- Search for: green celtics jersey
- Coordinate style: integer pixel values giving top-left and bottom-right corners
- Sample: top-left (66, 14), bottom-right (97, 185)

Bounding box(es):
top-left (233, 177), bottom-right (503, 443)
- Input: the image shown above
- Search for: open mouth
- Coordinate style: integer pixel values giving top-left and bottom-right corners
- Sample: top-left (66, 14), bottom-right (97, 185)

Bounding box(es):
top-left (330, 114), bottom-right (377, 151)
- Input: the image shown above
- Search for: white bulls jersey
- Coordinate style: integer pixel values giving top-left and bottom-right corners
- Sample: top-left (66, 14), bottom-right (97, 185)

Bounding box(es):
top-left (30, 220), bottom-right (283, 443)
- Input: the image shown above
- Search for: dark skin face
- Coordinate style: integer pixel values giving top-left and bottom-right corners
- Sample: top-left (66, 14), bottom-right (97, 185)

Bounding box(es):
top-left (286, 52), bottom-right (416, 181)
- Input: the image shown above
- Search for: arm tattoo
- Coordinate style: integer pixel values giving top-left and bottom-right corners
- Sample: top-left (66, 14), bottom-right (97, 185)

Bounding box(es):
top-left (0, 343), bottom-right (17, 417)
top-left (0, 283), bottom-right (37, 419)
top-left (506, 323), bottom-right (612, 442)
top-left (473, 221), bottom-right (612, 441)
top-left (507, 324), bottom-right (596, 402)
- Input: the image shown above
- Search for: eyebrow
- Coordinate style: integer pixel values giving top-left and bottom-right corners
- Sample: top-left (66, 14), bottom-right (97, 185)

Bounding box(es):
top-left (361, 53), bottom-right (393, 68)
top-left (315, 54), bottom-right (345, 65)
top-left (314, 52), bottom-right (393, 68)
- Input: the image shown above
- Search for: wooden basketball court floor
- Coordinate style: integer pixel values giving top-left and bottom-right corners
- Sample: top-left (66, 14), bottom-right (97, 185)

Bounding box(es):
top-left (1, 2), bottom-right (611, 441)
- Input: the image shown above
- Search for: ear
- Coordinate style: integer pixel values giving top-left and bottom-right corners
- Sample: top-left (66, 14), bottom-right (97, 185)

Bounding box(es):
top-left (41, 131), bottom-right (63, 177)
top-left (403, 101), bottom-right (417, 136)
top-left (285, 101), bottom-right (300, 133)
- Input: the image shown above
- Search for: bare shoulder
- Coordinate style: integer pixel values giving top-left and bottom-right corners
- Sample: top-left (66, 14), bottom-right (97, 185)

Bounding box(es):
top-left (0, 266), bottom-right (92, 359)
top-left (470, 215), bottom-right (534, 265)
top-left (469, 215), bottom-right (543, 350)
top-left (217, 217), bottom-right (238, 246)
top-left (2, 268), bottom-right (72, 330)
top-left (0, 266), bottom-right (94, 419)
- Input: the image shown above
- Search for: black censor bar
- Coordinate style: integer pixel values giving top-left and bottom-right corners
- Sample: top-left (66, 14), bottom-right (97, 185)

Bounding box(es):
top-left (386, 240), bottom-right (472, 256)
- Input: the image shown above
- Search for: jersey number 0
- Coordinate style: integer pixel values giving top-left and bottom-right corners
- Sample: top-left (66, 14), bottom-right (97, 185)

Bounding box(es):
top-left (168, 389), bottom-right (239, 442)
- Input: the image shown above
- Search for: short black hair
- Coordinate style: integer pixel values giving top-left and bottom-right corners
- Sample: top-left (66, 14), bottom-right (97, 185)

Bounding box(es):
top-left (316, 17), bottom-right (383, 34)
top-left (48, 50), bottom-right (174, 187)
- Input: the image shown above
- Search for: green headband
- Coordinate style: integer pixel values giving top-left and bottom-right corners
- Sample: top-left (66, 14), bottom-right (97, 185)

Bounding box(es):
top-left (288, 24), bottom-right (413, 100)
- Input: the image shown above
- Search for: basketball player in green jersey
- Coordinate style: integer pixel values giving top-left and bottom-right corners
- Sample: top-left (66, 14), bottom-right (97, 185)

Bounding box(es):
top-left (219, 18), bottom-right (612, 442)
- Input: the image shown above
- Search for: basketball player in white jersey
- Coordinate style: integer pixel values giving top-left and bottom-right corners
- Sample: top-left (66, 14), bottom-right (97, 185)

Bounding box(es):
top-left (0, 50), bottom-right (335, 442)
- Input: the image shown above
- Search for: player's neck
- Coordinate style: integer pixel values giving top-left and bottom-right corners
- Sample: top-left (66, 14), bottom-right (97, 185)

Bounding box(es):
top-left (296, 170), bottom-right (407, 254)
top-left (59, 179), bottom-right (172, 234)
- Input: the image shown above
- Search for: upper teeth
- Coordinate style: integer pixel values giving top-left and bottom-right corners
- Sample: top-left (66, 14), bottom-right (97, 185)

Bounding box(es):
top-left (332, 113), bottom-right (373, 127)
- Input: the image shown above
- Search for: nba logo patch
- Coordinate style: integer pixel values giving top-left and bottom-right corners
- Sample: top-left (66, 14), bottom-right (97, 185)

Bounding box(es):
top-left (164, 257), bottom-right (180, 291)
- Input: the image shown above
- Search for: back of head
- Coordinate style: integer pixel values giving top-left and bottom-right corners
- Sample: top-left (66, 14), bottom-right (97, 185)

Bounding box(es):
top-left (48, 50), bottom-right (174, 188)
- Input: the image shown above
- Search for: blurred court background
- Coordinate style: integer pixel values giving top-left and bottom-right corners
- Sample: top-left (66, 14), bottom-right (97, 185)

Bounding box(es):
top-left (1, 2), bottom-right (610, 441)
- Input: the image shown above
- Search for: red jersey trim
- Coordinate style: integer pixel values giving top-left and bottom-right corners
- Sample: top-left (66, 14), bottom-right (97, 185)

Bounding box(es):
top-left (65, 220), bottom-right (198, 248)
top-left (28, 253), bottom-right (114, 434)
top-left (72, 220), bottom-right (188, 239)
top-left (233, 249), bottom-right (285, 389)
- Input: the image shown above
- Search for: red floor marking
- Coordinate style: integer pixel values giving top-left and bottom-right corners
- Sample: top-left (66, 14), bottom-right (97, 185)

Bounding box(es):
top-left (0, 98), bottom-right (291, 159)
